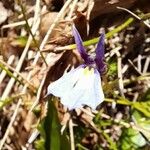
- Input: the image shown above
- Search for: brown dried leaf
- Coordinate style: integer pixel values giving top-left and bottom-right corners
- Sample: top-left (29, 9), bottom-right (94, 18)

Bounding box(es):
top-left (73, 11), bottom-right (88, 40)
top-left (40, 12), bottom-right (65, 39)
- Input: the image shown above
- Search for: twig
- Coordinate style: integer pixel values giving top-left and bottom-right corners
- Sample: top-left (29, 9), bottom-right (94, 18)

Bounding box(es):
top-left (26, 0), bottom-right (73, 88)
top-left (143, 57), bottom-right (150, 73)
top-left (117, 6), bottom-right (150, 29)
top-left (122, 55), bottom-right (147, 74)
top-left (80, 108), bottom-right (95, 117)
top-left (116, 51), bottom-right (125, 97)
top-left (133, 92), bottom-right (139, 102)
top-left (87, 0), bottom-right (94, 34)
top-left (18, 5), bottom-right (34, 19)
top-left (4, 144), bottom-right (13, 150)
top-left (105, 46), bottom-right (122, 61)
top-left (137, 54), bottom-right (142, 72)
top-left (87, 0), bottom-right (94, 21)
top-left (18, 0), bottom-right (48, 66)
top-left (1, 18), bottom-right (33, 29)
top-left (123, 75), bottom-right (150, 85)
top-left (0, 59), bottom-right (36, 93)
top-left (69, 119), bottom-right (75, 150)
top-left (128, 59), bottom-right (142, 75)
top-left (28, 129), bottom-right (39, 144)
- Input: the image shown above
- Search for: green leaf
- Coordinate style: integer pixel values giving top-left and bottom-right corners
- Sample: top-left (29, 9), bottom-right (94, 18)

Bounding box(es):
top-left (132, 111), bottom-right (150, 141)
top-left (119, 110), bottom-right (150, 150)
top-left (119, 127), bottom-right (146, 150)
top-left (35, 99), bottom-right (70, 150)
top-left (44, 100), bottom-right (61, 150)
top-left (132, 101), bottom-right (150, 117)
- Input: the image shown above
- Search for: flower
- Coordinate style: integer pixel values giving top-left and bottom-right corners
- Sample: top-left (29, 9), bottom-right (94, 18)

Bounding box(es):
top-left (47, 25), bottom-right (105, 110)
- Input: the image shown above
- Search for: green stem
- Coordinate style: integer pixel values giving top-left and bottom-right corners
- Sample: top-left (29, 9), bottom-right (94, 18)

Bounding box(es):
top-left (57, 12), bottom-right (150, 51)
top-left (18, 0), bottom-right (48, 66)
top-left (57, 17), bottom-right (134, 51)
top-left (104, 98), bottom-right (132, 106)
top-left (0, 62), bottom-right (22, 85)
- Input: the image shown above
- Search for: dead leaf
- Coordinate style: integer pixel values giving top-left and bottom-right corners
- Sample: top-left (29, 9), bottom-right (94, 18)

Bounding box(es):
top-left (40, 12), bottom-right (65, 39)
top-left (73, 11), bottom-right (88, 40)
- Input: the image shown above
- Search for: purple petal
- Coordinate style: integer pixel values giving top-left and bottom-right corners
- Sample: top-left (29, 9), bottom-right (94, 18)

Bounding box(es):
top-left (72, 25), bottom-right (90, 63)
top-left (94, 33), bottom-right (106, 73)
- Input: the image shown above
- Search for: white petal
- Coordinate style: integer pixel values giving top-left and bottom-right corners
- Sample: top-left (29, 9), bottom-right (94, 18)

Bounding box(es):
top-left (61, 69), bottom-right (104, 110)
top-left (47, 66), bottom-right (84, 98)
top-left (47, 65), bottom-right (104, 110)
top-left (93, 70), bottom-right (104, 108)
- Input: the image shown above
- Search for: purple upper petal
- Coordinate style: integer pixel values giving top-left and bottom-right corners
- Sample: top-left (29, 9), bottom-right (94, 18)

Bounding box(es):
top-left (94, 33), bottom-right (106, 74)
top-left (72, 25), bottom-right (91, 64)
top-left (73, 25), bottom-right (105, 73)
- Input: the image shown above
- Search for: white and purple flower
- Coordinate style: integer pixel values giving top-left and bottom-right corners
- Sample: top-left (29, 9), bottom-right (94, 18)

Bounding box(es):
top-left (47, 25), bottom-right (106, 110)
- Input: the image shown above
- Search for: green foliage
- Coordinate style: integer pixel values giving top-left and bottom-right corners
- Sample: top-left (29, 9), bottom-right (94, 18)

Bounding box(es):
top-left (103, 59), bottom-right (118, 96)
top-left (132, 111), bottom-right (150, 140)
top-left (120, 127), bottom-right (146, 150)
top-left (35, 99), bottom-right (70, 150)
top-left (119, 110), bottom-right (150, 150)
top-left (132, 101), bottom-right (150, 117)
top-left (107, 60), bottom-right (117, 78)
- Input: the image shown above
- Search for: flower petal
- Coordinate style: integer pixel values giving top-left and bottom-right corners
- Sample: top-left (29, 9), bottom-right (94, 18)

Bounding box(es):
top-left (72, 25), bottom-right (90, 63)
top-left (93, 69), bottom-right (104, 108)
top-left (60, 68), bottom-right (104, 110)
top-left (95, 33), bottom-right (106, 73)
top-left (47, 66), bottom-right (84, 98)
